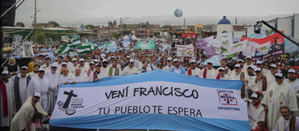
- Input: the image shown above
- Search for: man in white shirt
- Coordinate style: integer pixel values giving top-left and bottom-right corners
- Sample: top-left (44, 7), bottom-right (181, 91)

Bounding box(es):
top-left (41, 56), bottom-right (51, 74)
top-left (47, 63), bottom-right (60, 112)
top-left (12, 66), bottom-right (32, 111)
top-left (262, 72), bottom-right (298, 130)
top-left (72, 68), bottom-right (88, 83)
top-left (27, 69), bottom-right (50, 113)
top-left (286, 69), bottom-right (299, 116)
top-left (28, 65), bottom-right (40, 78)
top-left (108, 58), bottom-right (122, 77)
top-left (216, 67), bottom-right (229, 80)
top-left (70, 58), bottom-right (78, 75)
top-left (248, 92), bottom-right (265, 130)
top-left (60, 67), bottom-right (74, 85)
top-left (0, 70), bottom-right (14, 128)
top-left (266, 64), bottom-right (278, 87)
top-left (274, 106), bottom-right (299, 131)
top-left (202, 62), bottom-right (217, 79)
top-left (101, 59), bottom-right (109, 78)
top-left (162, 57), bottom-right (173, 72)
top-left (170, 59), bottom-right (186, 75)
top-left (122, 59), bottom-right (140, 75)
top-left (186, 60), bottom-right (200, 77)
top-left (78, 58), bottom-right (89, 73)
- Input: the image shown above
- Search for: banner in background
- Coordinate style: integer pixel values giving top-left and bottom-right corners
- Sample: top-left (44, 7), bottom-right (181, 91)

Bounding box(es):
top-left (50, 70), bottom-right (249, 130)
top-left (137, 39), bottom-right (156, 50)
top-left (242, 33), bottom-right (284, 58)
top-left (176, 44), bottom-right (194, 57)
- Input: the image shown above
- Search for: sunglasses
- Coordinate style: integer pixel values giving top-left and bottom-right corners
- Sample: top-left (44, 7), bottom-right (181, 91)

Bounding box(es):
top-left (275, 77), bottom-right (283, 80)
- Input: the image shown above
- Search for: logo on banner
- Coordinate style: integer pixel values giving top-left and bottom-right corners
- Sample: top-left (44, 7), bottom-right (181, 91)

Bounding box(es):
top-left (217, 90), bottom-right (238, 106)
top-left (57, 90), bottom-right (84, 115)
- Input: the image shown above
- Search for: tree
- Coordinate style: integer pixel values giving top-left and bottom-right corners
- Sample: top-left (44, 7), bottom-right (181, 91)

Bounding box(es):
top-left (84, 24), bottom-right (96, 30)
top-left (108, 21), bottom-right (113, 28)
top-left (15, 22), bottom-right (25, 27)
top-left (113, 20), bottom-right (117, 27)
top-left (30, 31), bottom-right (46, 44)
top-left (48, 21), bottom-right (60, 27)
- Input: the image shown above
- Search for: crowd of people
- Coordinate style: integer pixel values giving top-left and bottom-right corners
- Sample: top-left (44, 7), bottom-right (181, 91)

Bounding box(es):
top-left (1, 37), bottom-right (299, 131)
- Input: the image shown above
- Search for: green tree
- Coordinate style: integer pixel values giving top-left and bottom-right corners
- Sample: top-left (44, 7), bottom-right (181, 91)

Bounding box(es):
top-left (31, 31), bottom-right (46, 44)
top-left (113, 20), bottom-right (117, 27)
top-left (15, 22), bottom-right (25, 27)
top-left (48, 21), bottom-right (60, 27)
top-left (84, 24), bottom-right (96, 30)
top-left (108, 21), bottom-right (113, 28)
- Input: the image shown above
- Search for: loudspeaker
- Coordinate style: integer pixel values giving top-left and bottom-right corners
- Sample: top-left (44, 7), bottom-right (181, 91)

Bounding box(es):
top-left (1, 0), bottom-right (16, 26)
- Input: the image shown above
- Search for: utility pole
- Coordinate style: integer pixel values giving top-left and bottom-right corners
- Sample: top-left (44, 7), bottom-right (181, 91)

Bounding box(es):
top-left (33, 0), bottom-right (37, 52)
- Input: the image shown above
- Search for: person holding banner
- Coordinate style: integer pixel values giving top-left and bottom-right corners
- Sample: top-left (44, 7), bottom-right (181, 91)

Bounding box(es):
top-left (170, 59), bottom-right (186, 75)
top-left (108, 58), bottom-right (122, 77)
top-left (229, 64), bottom-right (245, 81)
top-left (186, 60), bottom-right (201, 77)
top-left (203, 62), bottom-right (217, 79)
top-left (248, 92), bottom-right (265, 130)
top-left (216, 67), bottom-right (229, 80)
top-left (254, 68), bottom-right (267, 93)
top-left (122, 59), bottom-right (140, 75)
top-left (262, 72), bottom-right (298, 130)
top-left (162, 57), bottom-right (173, 72)
top-left (72, 68), bottom-right (88, 83)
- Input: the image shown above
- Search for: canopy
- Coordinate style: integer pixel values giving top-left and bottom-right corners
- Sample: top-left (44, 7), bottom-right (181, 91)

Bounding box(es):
top-left (50, 70), bottom-right (249, 131)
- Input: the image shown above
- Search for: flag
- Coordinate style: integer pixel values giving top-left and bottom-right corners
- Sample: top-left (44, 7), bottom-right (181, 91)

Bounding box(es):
top-left (77, 44), bottom-right (91, 54)
top-left (70, 35), bottom-right (81, 48)
top-left (85, 40), bottom-right (97, 51)
top-left (137, 39), bottom-right (155, 50)
top-left (58, 44), bottom-right (71, 54)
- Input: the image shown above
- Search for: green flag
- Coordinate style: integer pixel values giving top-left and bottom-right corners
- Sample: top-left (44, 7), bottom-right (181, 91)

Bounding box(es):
top-left (137, 39), bottom-right (155, 50)
top-left (77, 44), bottom-right (91, 54)
top-left (70, 38), bottom-right (81, 48)
top-left (58, 44), bottom-right (71, 54)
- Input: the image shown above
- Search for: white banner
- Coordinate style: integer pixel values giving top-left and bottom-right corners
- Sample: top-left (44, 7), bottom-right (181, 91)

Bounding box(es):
top-left (52, 81), bottom-right (247, 121)
top-left (176, 44), bottom-right (194, 57)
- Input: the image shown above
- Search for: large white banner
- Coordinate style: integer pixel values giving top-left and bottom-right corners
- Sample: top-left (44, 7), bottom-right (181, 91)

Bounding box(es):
top-left (52, 81), bottom-right (247, 121)
top-left (176, 44), bottom-right (194, 57)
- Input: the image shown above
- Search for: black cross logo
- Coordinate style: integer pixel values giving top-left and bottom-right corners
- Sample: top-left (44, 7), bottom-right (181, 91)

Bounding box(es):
top-left (63, 90), bottom-right (77, 108)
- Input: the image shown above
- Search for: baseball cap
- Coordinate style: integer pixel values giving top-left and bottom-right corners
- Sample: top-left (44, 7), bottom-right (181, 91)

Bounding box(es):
top-left (238, 59), bottom-right (244, 63)
top-left (255, 68), bottom-right (262, 72)
top-left (274, 72), bottom-right (283, 78)
top-left (33, 92), bottom-right (41, 98)
top-left (173, 58), bottom-right (179, 62)
top-left (256, 61), bottom-right (262, 64)
top-left (51, 63), bottom-right (58, 68)
top-left (246, 56), bottom-right (252, 59)
top-left (129, 59), bottom-right (135, 63)
top-left (167, 57), bottom-right (172, 61)
top-left (2, 70), bottom-right (9, 75)
top-left (38, 68), bottom-right (45, 72)
top-left (190, 60), bottom-right (196, 63)
top-left (218, 67), bottom-right (225, 71)
top-left (235, 64), bottom-right (241, 68)
top-left (270, 64), bottom-right (277, 68)
top-left (79, 58), bottom-right (85, 62)
top-left (72, 58), bottom-right (77, 61)
top-left (21, 66), bottom-right (28, 70)
top-left (251, 93), bottom-right (259, 99)
top-left (288, 69), bottom-right (296, 74)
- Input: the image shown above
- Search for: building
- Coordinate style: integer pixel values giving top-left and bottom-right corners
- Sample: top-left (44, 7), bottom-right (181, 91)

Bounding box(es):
top-left (216, 16), bottom-right (233, 37)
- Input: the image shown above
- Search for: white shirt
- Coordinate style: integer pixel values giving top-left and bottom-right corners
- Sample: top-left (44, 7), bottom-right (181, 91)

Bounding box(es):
top-left (122, 66), bottom-right (140, 75)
